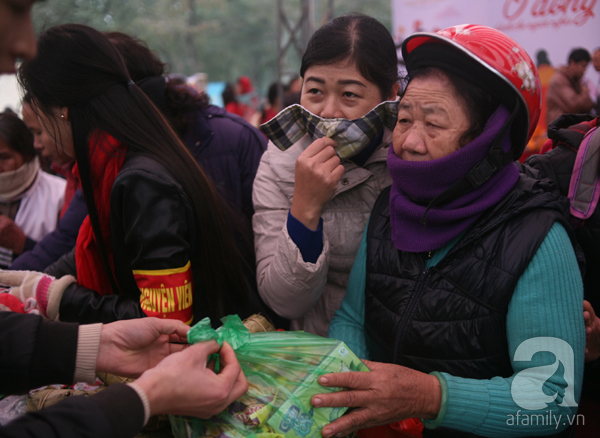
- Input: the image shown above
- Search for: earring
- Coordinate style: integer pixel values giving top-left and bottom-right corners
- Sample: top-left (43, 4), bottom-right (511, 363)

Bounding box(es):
top-left (60, 114), bottom-right (65, 119)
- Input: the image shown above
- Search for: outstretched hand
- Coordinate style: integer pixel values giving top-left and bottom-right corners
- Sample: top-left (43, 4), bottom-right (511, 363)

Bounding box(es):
top-left (310, 360), bottom-right (441, 438)
top-left (96, 317), bottom-right (190, 378)
top-left (134, 340), bottom-right (248, 418)
top-left (584, 300), bottom-right (600, 362)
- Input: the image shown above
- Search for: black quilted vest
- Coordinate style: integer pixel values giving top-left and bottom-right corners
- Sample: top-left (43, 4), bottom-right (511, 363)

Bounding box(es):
top-left (365, 174), bottom-right (576, 438)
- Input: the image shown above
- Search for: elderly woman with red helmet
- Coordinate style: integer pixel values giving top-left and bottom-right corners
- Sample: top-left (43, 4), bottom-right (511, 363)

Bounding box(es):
top-left (312, 25), bottom-right (585, 438)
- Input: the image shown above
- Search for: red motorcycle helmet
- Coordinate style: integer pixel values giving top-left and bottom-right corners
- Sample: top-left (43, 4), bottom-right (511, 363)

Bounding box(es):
top-left (402, 24), bottom-right (541, 159)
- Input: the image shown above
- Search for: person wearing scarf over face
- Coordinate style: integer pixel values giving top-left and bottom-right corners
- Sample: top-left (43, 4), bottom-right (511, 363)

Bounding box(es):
top-left (2, 23), bottom-right (260, 326)
top-left (0, 110), bottom-right (65, 269)
top-left (316, 26), bottom-right (585, 438)
top-left (253, 13), bottom-right (400, 337)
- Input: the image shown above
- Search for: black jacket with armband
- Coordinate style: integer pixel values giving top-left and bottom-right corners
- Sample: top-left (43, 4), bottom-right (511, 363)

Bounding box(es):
top-left (45, 154), bottom-right (224, 324)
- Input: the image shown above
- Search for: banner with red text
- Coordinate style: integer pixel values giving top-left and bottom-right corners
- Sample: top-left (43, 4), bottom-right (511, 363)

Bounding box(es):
top-left (392, 0), bottom-right (599, 157)
top-left (392, 0), bottom-right (599, 90)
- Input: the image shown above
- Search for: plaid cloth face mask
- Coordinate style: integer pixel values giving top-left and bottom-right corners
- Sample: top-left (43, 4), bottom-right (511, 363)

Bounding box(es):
top-left (260, 100), bottom-right (399, 160)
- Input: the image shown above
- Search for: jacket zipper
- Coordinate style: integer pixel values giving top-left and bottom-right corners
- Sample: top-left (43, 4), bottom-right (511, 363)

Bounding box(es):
top-left (392, 267), bottom-right (429, 364)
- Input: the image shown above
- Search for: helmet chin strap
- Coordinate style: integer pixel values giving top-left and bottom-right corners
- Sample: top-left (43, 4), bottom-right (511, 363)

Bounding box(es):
top-left (419, 99), bottom-right (521, 226)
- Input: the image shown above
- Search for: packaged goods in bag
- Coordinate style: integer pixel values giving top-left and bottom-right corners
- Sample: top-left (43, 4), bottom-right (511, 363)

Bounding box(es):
top-left (169, 314), bottom-right (369, 438)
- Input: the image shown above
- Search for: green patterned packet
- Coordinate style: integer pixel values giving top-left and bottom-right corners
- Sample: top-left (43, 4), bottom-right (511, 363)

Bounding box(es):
top-left (169, 315), bottom-right (369, 438)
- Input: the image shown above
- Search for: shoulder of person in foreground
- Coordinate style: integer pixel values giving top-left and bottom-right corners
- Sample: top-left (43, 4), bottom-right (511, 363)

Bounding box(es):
top-left (0, 312), bottom-right (78, 394)
top-left (0, 317), bottom-right (246, 438)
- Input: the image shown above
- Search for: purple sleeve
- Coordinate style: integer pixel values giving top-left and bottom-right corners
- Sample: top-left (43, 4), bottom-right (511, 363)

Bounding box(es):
top-left (23, 237), bottom-right (37, 252)
top-left (286, 210), bottom-right (323, 264)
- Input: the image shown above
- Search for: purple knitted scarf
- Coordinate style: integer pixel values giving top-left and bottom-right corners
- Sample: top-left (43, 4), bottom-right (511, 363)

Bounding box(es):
top-left (388, 106), bottom-right (519, 252)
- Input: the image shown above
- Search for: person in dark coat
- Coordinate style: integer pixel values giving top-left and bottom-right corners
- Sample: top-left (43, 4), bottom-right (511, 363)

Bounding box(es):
top-left (12, 24), bottom-right (260, 326)
top-left (105, 32), bottom-right (266, 235)
top-left (0, 312), bottom-right (246, 438)
top-left (105, 31), bottom-right (279, 326)
top-left (0, 3), bottom-right (246, 438)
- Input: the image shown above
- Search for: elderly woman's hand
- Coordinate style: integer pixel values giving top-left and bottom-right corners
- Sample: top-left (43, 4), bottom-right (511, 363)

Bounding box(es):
top-left (0, 215), bottom-right (27, 255)
top-left (290, 137), bottom-right (344, 230)
top-left (311, 360), bottom-right (441, 438)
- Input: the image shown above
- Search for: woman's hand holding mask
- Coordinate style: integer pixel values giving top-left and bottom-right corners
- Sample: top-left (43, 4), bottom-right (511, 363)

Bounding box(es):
top-left (290, 137), bottom-right (344, 230)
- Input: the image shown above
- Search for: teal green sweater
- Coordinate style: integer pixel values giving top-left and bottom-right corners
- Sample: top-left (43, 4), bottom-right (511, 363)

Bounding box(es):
top-left (328, 222), bottom-right (584, 436)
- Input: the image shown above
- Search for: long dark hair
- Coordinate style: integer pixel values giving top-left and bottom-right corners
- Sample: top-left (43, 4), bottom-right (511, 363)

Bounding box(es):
top-left (104, 29), bottom-right (261, 321)
top-left (105, 31), bottom-right (210, 136)
top-left (300, 13), bottom-right (399, 100)
top-left (18, 24), bottom-right (252, 322)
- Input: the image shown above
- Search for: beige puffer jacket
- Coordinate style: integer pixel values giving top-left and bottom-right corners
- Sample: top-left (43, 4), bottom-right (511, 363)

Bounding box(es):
top-left (252, 130), bottom-right (392, 337)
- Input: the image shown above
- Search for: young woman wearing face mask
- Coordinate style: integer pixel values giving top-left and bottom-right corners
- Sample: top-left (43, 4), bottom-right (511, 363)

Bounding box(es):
top-left (12, 23), bottom-right (259, 325)
top-left (0, 109), bottom-right (66, 268)
top-left (253, 13), bottom-right (400, 336)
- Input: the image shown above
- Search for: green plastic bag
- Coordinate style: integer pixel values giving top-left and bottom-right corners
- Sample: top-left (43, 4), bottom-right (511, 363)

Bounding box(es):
top-left (169, 315), bottom-right (369, 438)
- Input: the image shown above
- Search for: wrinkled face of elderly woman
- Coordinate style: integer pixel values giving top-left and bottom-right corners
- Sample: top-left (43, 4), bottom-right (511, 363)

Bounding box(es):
top-left (393, 71), bottom-right (471, 161)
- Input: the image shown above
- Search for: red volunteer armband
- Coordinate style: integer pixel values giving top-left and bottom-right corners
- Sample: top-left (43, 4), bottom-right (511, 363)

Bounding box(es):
top-left (134, 261), bottom-right (194, 324)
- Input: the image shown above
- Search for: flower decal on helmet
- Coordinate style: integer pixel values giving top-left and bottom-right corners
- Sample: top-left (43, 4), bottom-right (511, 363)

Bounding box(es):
top-left (451, 24), bottom-right (472, 36)
top-left (512, 59), bottom-right (536, 93)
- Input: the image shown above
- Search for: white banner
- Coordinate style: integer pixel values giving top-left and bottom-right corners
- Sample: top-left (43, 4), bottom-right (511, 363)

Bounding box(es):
top-left (392, 0), bottom-right (600, 88)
